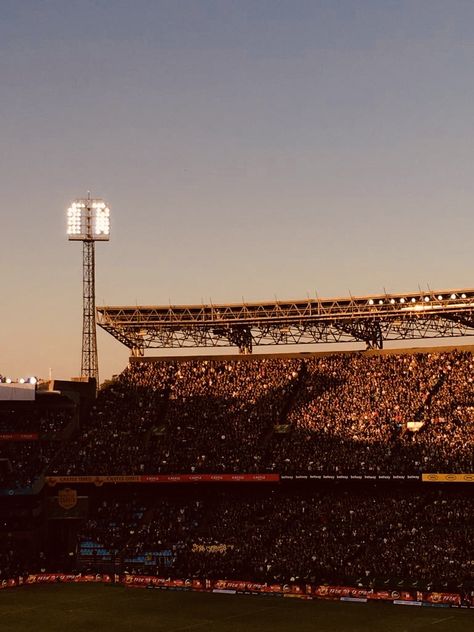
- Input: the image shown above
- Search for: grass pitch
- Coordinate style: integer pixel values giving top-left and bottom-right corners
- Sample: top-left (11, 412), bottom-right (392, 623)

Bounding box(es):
top-left (0, 584), bottom-right (471, 632)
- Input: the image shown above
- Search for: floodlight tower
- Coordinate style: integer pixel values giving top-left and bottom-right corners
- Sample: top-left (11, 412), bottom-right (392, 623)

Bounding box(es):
top-left (67, 193), bottom-right (110, 385)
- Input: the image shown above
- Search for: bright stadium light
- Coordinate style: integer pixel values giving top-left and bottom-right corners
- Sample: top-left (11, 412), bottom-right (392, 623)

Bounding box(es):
top-left (67, 192), bottom-right (111, 386)
top-left (67, 197), bottom-right (110, 241)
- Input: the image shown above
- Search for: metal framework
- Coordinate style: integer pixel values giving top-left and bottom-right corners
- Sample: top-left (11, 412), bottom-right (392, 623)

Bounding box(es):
top-left (82, 240), bottom-right (98, 380)
top-left (97, 289), bottom-right (474, 356)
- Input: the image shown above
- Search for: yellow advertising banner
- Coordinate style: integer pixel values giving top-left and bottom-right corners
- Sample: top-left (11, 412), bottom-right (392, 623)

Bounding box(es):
top-left (422, 473), bottom-right (474, 483)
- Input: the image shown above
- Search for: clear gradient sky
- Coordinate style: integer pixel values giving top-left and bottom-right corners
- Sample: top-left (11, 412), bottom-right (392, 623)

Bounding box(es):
top-left (1, 0), bottom-right (474, 382)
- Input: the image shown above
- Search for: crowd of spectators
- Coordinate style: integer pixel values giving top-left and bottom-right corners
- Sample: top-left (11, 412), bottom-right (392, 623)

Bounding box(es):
top-left (2, 349), bottom-right (472, 487)
top-left (0, 547), bottom-right (27, 582)
top-left (0, 547), bottom-right (50, 580)
top-left (0, 404), bottom-right (75, 490)
top-left (0, 405), bottom-right (74, 438)
top-left (77, 487), bottom-right (473, 591)
top-left (50, 349), bottom-right (474, 476)
top-left (2, 349), bottom-right (472, 595)
top-left (145, 357), bottom-right (300, 473)
top-left (0, 442), bottom-right (64, 490)
top-left (0, 514), bottom-right (45, 580)
top-left (78, 497), bottom-right (147, 552)
top-left (268, 351), bottom-right (474, 474)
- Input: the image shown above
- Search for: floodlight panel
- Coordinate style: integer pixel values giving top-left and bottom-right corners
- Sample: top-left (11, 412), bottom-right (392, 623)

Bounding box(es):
top-left (67, 199), bottom-right (110, 241)
top-left (93, 205), bottom-right (111, 240)
top-left (67, 203), bottom-right (84, 240)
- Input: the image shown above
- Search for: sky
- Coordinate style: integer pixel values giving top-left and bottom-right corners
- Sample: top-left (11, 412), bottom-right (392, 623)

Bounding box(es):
top-left (1, 0), bottom-right (474, 382)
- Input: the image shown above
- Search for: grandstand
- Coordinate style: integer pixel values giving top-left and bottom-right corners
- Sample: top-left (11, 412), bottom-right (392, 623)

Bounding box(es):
top-left (40, 346), bottom-right (473, 478)
top-left (1, 333), bottom-right (473, 614)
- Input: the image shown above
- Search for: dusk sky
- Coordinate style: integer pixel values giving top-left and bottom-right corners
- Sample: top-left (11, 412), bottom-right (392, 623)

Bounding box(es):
top-left (1, 1), bottom-right (474, 382)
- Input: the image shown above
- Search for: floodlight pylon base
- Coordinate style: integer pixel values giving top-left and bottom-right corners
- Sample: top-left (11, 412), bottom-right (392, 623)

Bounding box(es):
top-left (81, 240), bottom-right (99, 383)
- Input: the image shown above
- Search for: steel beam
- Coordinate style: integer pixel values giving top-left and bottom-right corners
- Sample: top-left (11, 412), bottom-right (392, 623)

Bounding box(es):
top-left (97, 289), bottom-right (474, 352)
top-left (82, 240), bottom-right (98, 381)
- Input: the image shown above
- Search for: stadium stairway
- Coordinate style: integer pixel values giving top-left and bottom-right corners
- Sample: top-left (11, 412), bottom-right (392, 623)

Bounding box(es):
top-left (144, 386), bottom-right (172, 447)
top-left (413, 371), bottom-right (449, 425)
top-left (260, 362), bottom-right (308, 461)
top-left (118, 506), bottom-right (155, 565)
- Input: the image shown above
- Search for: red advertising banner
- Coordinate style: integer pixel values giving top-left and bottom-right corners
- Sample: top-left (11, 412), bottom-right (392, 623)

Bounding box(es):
top-left (310, 585), bottom-right (462, 605)
top-left (0, 433), bottom-right (38, 441)
top-left (312, 585), bottom-right (420, 603)
top-left (123, 576), bottom-right (204, 590)
top-left (26, 574), bottom-right (111, 584)
top-left (368, 589), bottom-right (416, 602)
top-left (424, 592), bottom-right (462, 606)
top-left (0, 574), bottom-right (470, 608)
top-left (214, 580), bottom-right (302, 594)
top-left (140, 474), bottom-right (280, 484)
top-left (313, 585), bottom-right (369, 600)
top-left (46, 473), bottom-right (279, 486)
top-left (0, 578), bottom-right (20, 589)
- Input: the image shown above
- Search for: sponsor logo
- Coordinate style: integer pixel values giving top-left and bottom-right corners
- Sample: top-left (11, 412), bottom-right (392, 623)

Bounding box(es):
top-left (58, 488), bottom-right (77, 510)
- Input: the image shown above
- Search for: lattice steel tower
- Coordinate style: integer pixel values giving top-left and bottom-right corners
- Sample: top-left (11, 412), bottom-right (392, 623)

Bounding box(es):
top-left (67, 193), bottom-right (111, 384)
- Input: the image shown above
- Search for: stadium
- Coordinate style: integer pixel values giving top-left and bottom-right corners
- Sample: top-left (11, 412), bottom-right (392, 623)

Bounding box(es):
top-left (2, 4), bottom-right (474, 632)
top-left (1, 286), bottom-right (473, 630)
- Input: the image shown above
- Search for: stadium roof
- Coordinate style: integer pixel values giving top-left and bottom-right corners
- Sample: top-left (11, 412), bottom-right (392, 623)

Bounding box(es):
top-left (97, 288), bottom-right (474, 355)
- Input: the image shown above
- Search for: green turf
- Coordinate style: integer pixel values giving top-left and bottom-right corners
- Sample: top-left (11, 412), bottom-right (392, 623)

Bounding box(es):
top-left (0, 584), bottom-right (471, 632)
